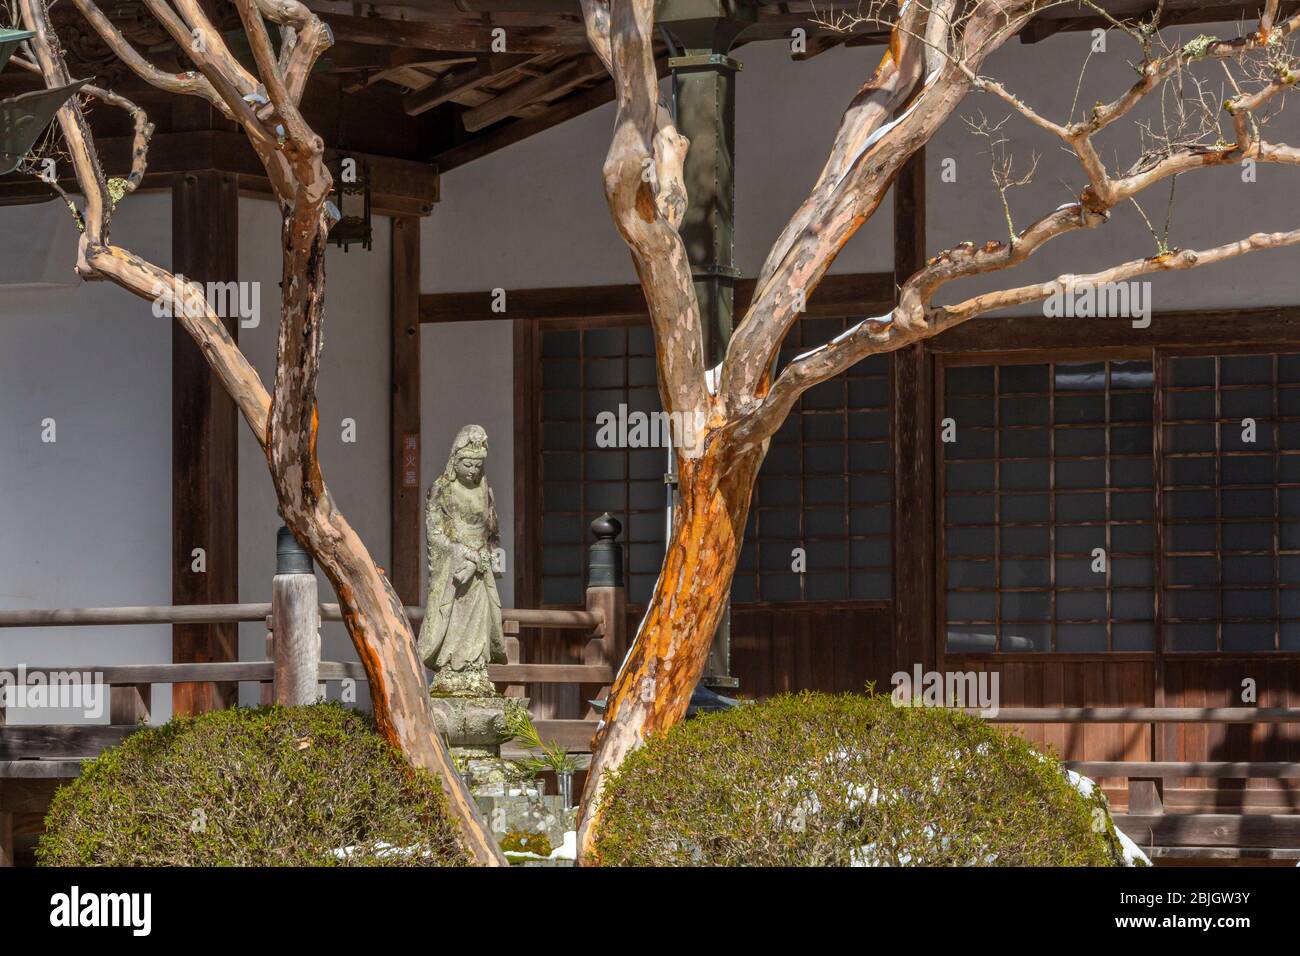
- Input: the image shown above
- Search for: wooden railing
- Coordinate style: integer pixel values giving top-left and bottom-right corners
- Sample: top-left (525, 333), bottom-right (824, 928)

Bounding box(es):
top-left (968, 706), bottom-right (1300, 861)
top-left (0, 518), bottom-right (628, 865)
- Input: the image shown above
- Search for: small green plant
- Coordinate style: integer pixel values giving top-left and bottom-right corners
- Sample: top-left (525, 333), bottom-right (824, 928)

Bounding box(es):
top-left (505, 705), bottom-right (581, 775)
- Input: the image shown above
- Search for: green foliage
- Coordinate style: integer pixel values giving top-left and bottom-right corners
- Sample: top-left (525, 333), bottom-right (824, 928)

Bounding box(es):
top-left (504, 704), bottom-right (581, 775)
top-left (500, 829), bottom-right (553, 857)
top-left (594, 692), bottom-right (1130, 867)
top-left (36, 703), bottom-right (470, 867)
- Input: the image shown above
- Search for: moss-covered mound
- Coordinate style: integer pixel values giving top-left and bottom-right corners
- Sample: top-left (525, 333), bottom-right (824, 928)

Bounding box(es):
top-left (594, 692), bottom-right (1129, 866)
top-left (37, 703), bottom-right (470, 867)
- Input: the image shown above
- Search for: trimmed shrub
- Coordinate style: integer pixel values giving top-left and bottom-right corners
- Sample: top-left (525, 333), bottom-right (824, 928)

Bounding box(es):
top-left (37, 703), bottom-right (470, 867)
top-left (594, 692), bottom-right (1130, 866)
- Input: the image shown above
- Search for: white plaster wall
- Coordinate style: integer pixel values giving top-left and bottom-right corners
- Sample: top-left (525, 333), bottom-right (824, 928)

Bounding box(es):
top-left (0, 195), bottom-right (173, 723)
top-left (0, 193), bottom-right (394, 719)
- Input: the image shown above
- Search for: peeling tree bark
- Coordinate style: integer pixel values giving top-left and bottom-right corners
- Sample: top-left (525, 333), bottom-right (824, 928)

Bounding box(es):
top-left (577, 434), bottom-right (764, 859)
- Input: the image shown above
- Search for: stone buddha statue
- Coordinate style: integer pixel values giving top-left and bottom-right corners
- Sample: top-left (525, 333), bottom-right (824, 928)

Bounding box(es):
top-left (418, 424), bottom-right (507, 698)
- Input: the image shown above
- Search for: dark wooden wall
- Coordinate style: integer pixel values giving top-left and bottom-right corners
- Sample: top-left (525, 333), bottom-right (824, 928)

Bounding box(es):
top-left (732, 603), bottom-right (894, 698)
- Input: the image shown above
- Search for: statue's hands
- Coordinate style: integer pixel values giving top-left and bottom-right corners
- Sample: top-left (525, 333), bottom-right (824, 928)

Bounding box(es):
top-left (451, 543), bottom-right (476, 586)
top-left (452, 561), bottom-right (475, 587)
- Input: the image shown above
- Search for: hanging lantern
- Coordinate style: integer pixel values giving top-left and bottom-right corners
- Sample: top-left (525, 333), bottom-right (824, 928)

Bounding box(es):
top-left (1, 78), bottom-right (93, 177)
top-left (327, 154), bottom-right (372, 252)
top-left (1, 29), bottom-right (92, 178)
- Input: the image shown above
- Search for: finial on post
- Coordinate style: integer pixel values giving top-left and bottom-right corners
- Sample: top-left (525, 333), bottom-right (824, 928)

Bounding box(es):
top-left (587, 513), bottom-right (623, 589)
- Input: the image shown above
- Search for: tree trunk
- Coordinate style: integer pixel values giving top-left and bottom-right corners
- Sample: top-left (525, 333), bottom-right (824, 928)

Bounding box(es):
top-left (266, 208), bottom-right (505, 866)
top-left (577, 434), bottom-right (763, 862)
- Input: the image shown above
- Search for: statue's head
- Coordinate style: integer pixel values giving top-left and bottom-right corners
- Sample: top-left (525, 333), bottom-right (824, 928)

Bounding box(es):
top-left (446, 425), bottom-right (488, 488)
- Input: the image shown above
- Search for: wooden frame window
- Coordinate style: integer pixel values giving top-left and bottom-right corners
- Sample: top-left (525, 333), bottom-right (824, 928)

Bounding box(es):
top-left (940, 356), bottom-right (1156, 653)
top-left (537, 322), bottom-right (666, 605)
top-left (529, 316), bottom-right (893, 608)
top-left (1160, 351), bottom-right (1300, 652)
top-left (940, 347), bottom-right (1300, 655)
top-left (733, 317), bottom-right (894, 604)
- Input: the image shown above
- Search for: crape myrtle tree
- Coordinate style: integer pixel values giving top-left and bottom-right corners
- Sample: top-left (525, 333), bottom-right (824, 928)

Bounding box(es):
top-left (14, 0), bottom-right (506, 864)
top-left (575, 0), bottom-right (1300, 858)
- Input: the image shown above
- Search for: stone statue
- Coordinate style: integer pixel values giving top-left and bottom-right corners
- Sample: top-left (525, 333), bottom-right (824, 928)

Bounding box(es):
top-left (418, 424), bottom-right (507, 698)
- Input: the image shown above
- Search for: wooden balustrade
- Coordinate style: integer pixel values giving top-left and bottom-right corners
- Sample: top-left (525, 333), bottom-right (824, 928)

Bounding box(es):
top-left (0, 517), bottom-right (627, 865)
top-left (966, 705), bottom-right (1300, 861)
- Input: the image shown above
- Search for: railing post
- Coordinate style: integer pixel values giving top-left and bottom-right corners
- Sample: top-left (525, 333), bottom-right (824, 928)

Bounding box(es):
top-left (272, 526), bottom-right (321, 706)
top-left (584, 514), bottom-right (627, 718)
top-left (1129, 777), bottom-right (1164, 815)
top-left (109, 684), bottom-right (152, 725)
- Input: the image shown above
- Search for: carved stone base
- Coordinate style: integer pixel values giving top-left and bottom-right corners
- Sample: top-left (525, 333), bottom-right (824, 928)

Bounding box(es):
top-left (427, 689), bottom-right (531, 795)
top-left (429, 666), bottom-right (499, 699)
top-left (427, 693), bottom-right (520, 745)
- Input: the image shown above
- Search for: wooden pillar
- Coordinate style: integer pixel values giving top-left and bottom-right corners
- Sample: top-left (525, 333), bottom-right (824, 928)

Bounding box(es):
top-left (390, 217), bottom-right (422, 604)
top-left (892, 148), bottom-right (937, 674)
top-left (0, 699), bottom-right (10, 867)
top-left (171, 170), bottom-right (240, 714)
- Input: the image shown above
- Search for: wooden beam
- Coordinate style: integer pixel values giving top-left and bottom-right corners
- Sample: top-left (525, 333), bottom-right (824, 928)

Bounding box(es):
top-left (929, 306), bottom-right (1300, 352)
top-left (0, 725), bottom-right (142, 760)
top-left (1068, 761), bottom-right (1300, 779)
top-left (461, 54), bottom-right (606, 132)
top-left (420, 272), bottom-right (896, 323)
top-left (318, 11), bottom-right (587, 55)
top-left (171, 171), bottom-right (240, 716)
top-left (391, 217), bottom-right (423, 605)
top-left (891, 147), bottom-right (934, 677)
top-left (433, 62), bottom-right (659, 172)
top-left (1022, 1), bottom-right (1298, 43)
top-left (0, 132), bottom-right (439, 216)
top-left (1113, 812), bottom-right (1300, 848)
top-left (403, 52), bottom-right (539, 116)
top-left (489, 663), bottom-right (614, 682)
top-left (532, 718), bottom-right (599, 750)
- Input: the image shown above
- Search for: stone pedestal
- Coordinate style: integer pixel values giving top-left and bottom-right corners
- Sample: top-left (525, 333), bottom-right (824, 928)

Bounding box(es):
top-left (428, 682), bottom-right (531, 793)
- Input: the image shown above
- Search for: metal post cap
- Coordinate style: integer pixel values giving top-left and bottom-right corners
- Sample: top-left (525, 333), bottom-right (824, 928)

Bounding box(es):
top-left (276, 525), bottom-right (314, 575)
